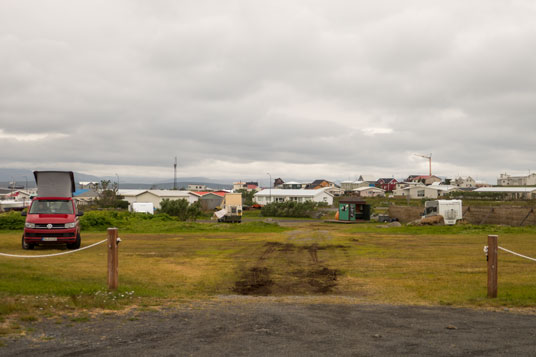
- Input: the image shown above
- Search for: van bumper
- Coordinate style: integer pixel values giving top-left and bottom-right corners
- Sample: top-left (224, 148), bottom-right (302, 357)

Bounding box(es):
top-left (23, 229), bottom-right (77, 243)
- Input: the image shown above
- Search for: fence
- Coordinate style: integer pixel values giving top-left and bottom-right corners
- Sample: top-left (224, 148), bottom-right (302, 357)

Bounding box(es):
top-left (484, 234), bottom-right (535, 298)
top-left (0, 228), bottom-right (121, 290)
top-left (388, 205), bottom-right (536, 226)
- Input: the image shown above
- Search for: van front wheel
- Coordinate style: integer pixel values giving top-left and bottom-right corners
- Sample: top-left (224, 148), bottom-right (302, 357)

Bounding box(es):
top-left (67, 233), bottom-right (81, 250)
top-left (22, 235), bottom-right (34, 250)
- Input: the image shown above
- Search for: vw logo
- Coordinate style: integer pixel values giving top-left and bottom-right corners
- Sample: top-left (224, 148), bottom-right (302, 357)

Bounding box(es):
top-left (47, 224), bottom-right (53, 229)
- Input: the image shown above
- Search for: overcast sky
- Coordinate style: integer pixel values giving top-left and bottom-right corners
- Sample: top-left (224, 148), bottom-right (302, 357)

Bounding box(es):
top-left (1, 1), bottom-right (536, 184)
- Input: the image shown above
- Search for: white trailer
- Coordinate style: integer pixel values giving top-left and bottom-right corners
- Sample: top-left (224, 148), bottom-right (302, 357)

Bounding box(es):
top-left (424, 199), bottom-right (463, 225)
top-left (213, 193), bottom-right (242, 223)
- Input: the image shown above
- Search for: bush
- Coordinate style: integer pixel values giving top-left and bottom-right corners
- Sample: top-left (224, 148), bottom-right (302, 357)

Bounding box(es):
top-left (157, 199), bottom-right (202, 221)
top-left (261, 201), bottom-right (320, 218)
top-left (79, 211), bottom-right (114, 230)
top-left (0, 211), bottom-right (25, 230)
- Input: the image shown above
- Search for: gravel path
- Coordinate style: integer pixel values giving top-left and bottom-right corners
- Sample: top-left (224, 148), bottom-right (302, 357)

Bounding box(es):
top-left (3, 299), bottom-right (536, 356)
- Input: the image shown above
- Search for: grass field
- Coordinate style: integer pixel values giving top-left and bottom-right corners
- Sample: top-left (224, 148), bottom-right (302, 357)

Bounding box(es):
top-left (1, 221), bottom-right (535, 330)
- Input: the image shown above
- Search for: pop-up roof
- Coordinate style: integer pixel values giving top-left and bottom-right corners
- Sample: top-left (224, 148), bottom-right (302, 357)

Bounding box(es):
top-left (34, 171), bottom-right (76, 197)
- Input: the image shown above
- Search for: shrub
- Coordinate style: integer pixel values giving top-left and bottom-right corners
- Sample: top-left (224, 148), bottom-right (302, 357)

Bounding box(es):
top-left (79, 211), bottom-right (114, 230)
top-left (157, 199), bottom-right (202, 221)
top-left (261, 201), bottom-right (320, 218)
top-left (0, 211), bottom-right (25, 230)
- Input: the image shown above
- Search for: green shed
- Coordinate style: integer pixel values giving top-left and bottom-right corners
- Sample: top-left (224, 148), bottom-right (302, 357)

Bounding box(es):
top-left (338, 197), bottom-right (371, 221)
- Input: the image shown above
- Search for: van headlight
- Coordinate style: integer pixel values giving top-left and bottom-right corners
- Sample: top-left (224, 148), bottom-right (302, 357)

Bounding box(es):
top-left (65, 222), bottom-right (76, 228)
top-left (25, 222), bottom-right (35, 228)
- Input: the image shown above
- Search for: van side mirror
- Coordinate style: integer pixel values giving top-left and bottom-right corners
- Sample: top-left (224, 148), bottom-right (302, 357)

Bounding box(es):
top-left (21, 211), bottom-right (27, 216)
top-left (76, 211), bottom-right (84, 217)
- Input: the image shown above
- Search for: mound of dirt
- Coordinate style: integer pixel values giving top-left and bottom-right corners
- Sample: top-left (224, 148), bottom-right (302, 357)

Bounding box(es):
top-left (233, 241), bottom-right (345, 296)
top-left (409, 215), bottom-right (444, 226)
top-left (233, 267), bottom-right (274, 295)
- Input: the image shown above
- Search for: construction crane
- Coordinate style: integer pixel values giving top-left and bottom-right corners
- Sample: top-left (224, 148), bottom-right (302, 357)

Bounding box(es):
top-left (414, 153), bottom-right (432, 176)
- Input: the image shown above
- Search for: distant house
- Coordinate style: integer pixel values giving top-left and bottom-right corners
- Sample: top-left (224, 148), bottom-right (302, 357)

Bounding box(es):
top-left (305, 179), bottom-right (335, 190)
top-left (233, 181), bottom-right (260, 192)
top-left (118, 189), bottom-right (198, 210)
top-left (324, 187), bottom-right (345, 197)
top-left (245, 182), bottom-right (260, 192)
top-left (352, 187), bottom-right (386, 198)
top-left (358, 175), bottom-right (377, 186)
top-left (279, 181), bottom-right (306, 189)
top-left (254, 188), bottom-right (334, 205)
top-left (393, 184), bottom-right (459, 199)
top-left (273, 178), bottom-right (285, 188)
top-left (406, 175), bottom-right (441, 185)
top-left (376, 178), bottom-right (398, 192)
top-left (392, 181), bottom-right (424, 196)
top-left (497, 173), bottom-right (536, 186)
top-left (233, 182), bottom-right (246, 191)
top-left (453, 176), bottom-right (476, 188)
top-left (188, 184), bottom-right (207, 191)
top-left (340, 181), bottom-right (370, 192)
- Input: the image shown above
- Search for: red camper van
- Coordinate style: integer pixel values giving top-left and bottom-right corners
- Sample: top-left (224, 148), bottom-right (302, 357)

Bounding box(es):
top-left (21, 171), bottom-right (83, 250)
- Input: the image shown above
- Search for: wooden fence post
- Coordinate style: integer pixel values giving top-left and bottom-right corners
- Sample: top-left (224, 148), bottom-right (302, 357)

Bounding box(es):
top-left (487, 234), bottom-right (498, 298)
top-left (107, 228), bottom-right (119, 290)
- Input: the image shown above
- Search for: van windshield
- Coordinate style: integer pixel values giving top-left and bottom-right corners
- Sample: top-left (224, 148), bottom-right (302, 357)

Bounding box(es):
top-left (425, 206), bottom-right (438, 215)
top-left (29, 200), bottom-right (73, 214)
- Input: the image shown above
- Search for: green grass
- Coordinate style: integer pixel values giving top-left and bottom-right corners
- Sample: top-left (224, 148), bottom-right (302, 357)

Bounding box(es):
top-left (346, 222), bottom-right (536, 235)
top-left (0, 222), bottom-right (535, 321)
top-left (78, 210), bottom-right (288, 233)
top-left (242, 210), bottom-right (262, 218)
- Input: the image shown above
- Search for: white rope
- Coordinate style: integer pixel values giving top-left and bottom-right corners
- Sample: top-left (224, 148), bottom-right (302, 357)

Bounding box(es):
top-left (0, 239), bottom-right (107, 258)
top-left (498, 246), bottom-right (536, 262)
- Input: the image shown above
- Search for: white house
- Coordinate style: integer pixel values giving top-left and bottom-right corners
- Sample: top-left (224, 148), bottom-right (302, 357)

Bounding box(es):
top-left (188, 184), bottom-right (207, 191)
top-left (352, 187), bottom-right (386, 197)
top-left (277, 181), bottom-right (307, 189)
top-left (340, 181), bottom-right (370, 191)
top-left (453, 176), bottom-right (476, 188)
top-left (118, 189), bottom-right (199, 210)
top-left (324, 187), bottom-right (345, 197)
top-left (394, 184), bottom-right (459, 199)
top-left (254, 188), bottom-right (334, 205)
top-left (392, 182), bottom-right (426, 196)
top-left (497, 173), bottom-right (536, 186)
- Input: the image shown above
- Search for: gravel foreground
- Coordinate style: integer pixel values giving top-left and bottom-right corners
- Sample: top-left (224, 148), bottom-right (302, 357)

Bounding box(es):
top-left (2, 299), bottom-right (536, 356)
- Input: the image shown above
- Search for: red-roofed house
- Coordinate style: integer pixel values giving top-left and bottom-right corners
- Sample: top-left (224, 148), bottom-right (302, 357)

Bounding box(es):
top-left (375, 178), bottom-right (398, 192)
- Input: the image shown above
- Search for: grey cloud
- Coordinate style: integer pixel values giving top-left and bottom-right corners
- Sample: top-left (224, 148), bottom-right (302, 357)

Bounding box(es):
top-left (2, 1), bottom-right (536, 182)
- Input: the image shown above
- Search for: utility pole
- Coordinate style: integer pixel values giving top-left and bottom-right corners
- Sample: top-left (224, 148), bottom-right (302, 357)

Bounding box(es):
top-left (267, 172), bottom-right (272, 203)
top-left (414, 153), bottom-right (432, 176)
top-left (173, 156), bottom-right (177, 190)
